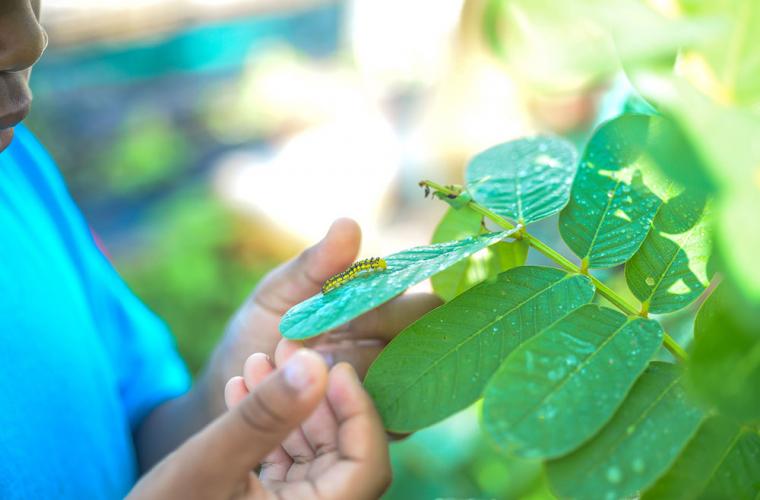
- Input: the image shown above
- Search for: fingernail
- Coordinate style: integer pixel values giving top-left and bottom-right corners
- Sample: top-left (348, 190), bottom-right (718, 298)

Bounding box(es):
top-left (334, 362), bottom-right (360, 383)
top-left (283, 350), bottom-right (314, 390)
top-left (248, 352), bottom-right (270, 362)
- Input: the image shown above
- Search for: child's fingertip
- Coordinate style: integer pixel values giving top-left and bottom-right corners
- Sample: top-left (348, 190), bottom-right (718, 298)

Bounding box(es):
top-left (334, 361), bottom-right (360, 383)
top-left (275, 338), bottom-right (304, 366)
top-left (242, 352), bottom-right (275, 390)
top-left (224, 376), bottom-right (248, 409)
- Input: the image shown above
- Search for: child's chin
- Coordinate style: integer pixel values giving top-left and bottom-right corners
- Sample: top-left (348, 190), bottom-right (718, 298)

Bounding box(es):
top-left (0, 128), bottom-right (14, 153)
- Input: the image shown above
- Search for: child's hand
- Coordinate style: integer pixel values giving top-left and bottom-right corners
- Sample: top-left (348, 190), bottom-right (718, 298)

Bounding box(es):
top-left (204, 218), bottom-right (440, 415)
top-left (223, 341), bottom-right (391, 499)
top-left (129, 348), bottom-right (391, 500)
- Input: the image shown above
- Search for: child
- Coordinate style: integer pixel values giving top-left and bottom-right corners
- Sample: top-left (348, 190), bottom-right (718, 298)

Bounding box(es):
top-left (0, 1), bottom-right (438, 497)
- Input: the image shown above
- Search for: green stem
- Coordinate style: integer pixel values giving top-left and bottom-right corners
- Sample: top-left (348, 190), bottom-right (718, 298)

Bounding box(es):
top-left (422, 180), bottom-right (688, 362)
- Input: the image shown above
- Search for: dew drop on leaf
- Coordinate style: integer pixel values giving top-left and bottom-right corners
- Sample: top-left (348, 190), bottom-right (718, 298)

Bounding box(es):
top-left (606, 466), bottom-right (623, 484)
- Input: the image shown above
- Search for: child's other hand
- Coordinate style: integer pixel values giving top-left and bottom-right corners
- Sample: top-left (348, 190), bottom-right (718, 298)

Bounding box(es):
top-left (223, 341), bottom-right (391, 499)
top-left (129, 347), bottom-right (390, 500)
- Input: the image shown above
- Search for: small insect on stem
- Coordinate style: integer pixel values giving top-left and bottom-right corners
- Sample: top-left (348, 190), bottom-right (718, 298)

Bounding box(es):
top-left (321, 257), bottom-right (388, 294)
top-left (418, 181), bottom-right (432, 199)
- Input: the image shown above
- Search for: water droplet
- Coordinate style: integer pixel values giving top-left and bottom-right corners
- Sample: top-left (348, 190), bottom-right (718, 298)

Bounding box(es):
top-left (606, 466), bottom-right (622, 484)
top-left (626, 425), bottom-right (635, 435)
top-left (645, 276), bottom-right (655, 286)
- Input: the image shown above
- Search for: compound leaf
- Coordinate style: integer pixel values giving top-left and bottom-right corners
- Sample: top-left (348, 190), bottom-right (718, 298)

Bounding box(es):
top-left (483, 304), bottom-right (663, 459)
top-left (365, 266), bottom-right (594, 432)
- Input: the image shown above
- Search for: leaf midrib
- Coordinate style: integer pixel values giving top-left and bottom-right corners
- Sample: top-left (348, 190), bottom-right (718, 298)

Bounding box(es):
top-left (584, 177), bottom-right (622, 263)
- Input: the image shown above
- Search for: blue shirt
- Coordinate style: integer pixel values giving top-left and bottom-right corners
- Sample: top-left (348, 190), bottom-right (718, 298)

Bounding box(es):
top-left (0, 125), bottom-right (190, 499)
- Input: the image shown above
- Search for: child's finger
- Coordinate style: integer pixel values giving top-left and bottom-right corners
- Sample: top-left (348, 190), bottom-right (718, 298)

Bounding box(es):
top-left (277, 337), bottom-right (340, 459)
top-left (274, 340), bottom-right (319, 481)
top-left (224, 376), bottom-right (249, 409)
top-left (300, 397), bottom-right (339, 464)
top-left (344, 293), bottom-right (442, 342)
top-left (315, 362), bottom-right (392, 500)
top-left (239, 352), bottom-right (292, 483)
top-left (242, 352), bottom-right (274, 391)
top-left (139, 350), bottom-right (328, 496)
top-left (251, 218), bottom-right (360, 314)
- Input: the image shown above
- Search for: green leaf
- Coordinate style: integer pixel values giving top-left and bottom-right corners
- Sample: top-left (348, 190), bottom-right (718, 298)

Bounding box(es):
top-left (465, 136), bottom-right (578, 225)
top-left (559, 114), bottom-right (663, 268)
top-left (625, 189), bottom-right (713, 314)
top-left (280, 231), bottom-right (513, 340)
top-left (643, 415), bottom-right (760, 500)
top-left (431, 206), bottom-right (483, 244)
top-left (430, 206), bottom-right (485, 302)
top-left (483, 304), bottom-right (663, 459)
top-left (365, 266), bottom-right (594, 432)
top-left (688, 284), bottom-right (760, 422)
top-left (488, 239), bottom-right (530, 276)
top-left (547, 362), bottom-right (705, 500)
top-left (637, 77), bottom-right (760, 299)
top-left (641, 116), bottom-right (718, 195)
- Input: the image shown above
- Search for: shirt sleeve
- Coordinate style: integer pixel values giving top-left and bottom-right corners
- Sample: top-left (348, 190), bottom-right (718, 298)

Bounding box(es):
top-left (14, 125), bottom-right (191, 430)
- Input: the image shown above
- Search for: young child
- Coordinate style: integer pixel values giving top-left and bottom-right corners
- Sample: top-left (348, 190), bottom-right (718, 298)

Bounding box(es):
top-left (0, 1), bottom-right (438, 497)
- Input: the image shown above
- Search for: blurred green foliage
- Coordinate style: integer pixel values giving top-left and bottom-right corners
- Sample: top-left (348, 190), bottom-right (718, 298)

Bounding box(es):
top-left (118, 190), bottom-right (276, 374)
top-left (384, 407), bottom-right (553, 500)
top-left (99, 109), bottom-right (191, 197)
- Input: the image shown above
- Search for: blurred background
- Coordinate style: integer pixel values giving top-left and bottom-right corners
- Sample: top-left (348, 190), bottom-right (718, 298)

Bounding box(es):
top-left (29, 0), bottom-right (729, 498)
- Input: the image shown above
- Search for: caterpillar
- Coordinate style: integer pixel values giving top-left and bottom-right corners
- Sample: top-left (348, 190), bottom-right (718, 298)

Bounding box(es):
top-left (321, 257), bottom-right (387, 294)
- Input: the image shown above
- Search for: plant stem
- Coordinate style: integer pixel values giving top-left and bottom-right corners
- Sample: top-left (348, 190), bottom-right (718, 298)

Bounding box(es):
top-left (421, 180), bottom-right (688, 362)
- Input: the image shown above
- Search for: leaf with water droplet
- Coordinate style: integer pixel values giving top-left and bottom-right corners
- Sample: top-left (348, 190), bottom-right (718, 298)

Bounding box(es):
top-left (483, 304), bottom-right (663, 459)
top-left (466, 136), bottom-right (578, 225)
top-left (559, 115), bottom-right (664, 268)
top-left (547, 362), bottom-right (704, 499)
top-left (643, 415), bottom-right (760, 500)
top-left (626, 189), bottom-right (713, 313)
top-left (364, 266), bottom-right (594, 432)
top-left (280, 231), bottom-right (513, 340)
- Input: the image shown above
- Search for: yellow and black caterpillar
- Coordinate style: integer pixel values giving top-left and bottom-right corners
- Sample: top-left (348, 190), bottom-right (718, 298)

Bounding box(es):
top-left (321, 257), bottom-right (387, 294)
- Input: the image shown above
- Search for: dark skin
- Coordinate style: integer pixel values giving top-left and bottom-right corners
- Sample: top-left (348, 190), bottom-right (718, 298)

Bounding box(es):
top-left (1, 2), bottom-right (441, 497)
top-left (0, 0), bottom-right (45, 151)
